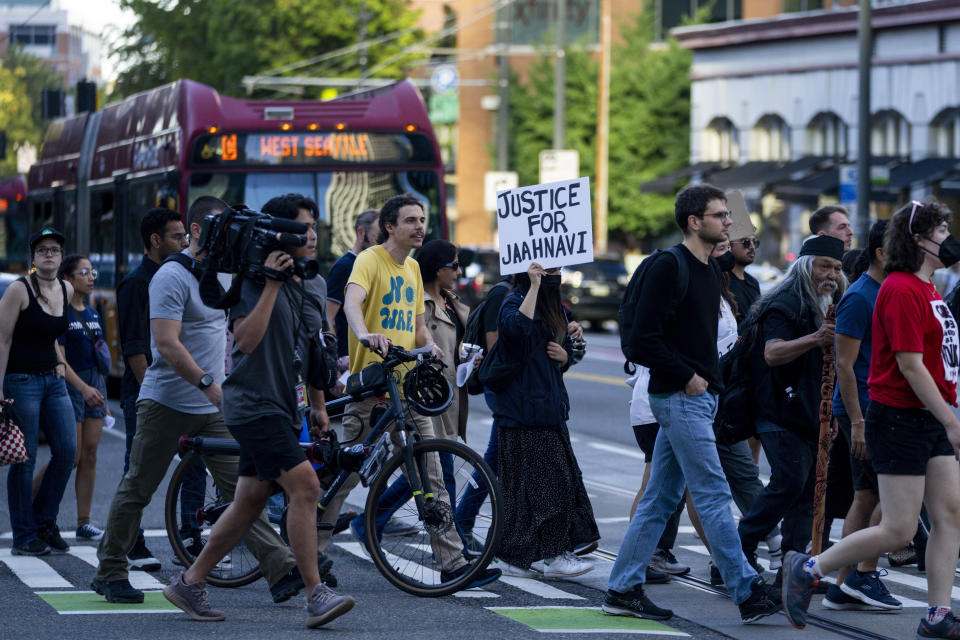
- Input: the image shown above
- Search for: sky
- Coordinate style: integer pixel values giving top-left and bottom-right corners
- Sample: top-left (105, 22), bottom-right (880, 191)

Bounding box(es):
top-left (56, 0), bottom-right (136, 81)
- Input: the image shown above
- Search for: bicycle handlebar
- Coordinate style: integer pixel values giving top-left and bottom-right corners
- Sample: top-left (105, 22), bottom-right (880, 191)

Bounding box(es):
top-left (359, 339), bottom-right (441, 369)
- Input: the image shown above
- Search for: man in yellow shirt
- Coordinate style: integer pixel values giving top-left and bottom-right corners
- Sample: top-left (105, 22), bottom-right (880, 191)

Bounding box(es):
top-left (320, 195), bottom-right (499, 588)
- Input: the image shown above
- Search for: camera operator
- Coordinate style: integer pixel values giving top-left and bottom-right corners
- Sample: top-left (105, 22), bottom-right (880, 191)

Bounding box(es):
top-left (166, 194), bottom-right (355, 629)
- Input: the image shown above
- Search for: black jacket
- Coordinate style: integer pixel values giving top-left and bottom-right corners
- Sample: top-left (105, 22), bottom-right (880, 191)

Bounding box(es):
top-left (492, 289), bottom-right (573, 429)
top-left (116, 255), bottom-right (160, 401)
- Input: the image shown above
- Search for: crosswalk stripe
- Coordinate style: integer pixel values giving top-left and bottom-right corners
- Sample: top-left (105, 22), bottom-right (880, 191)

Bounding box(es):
top-left (586, 442), bottom-right (646, 461)
top-left (0, 549), bottom-right (71, 588)
top-left (498, 577), bottom-right (584, 600)
top-left (0, 529), bottom-right (170, 540)
top-left (68, 546), bottom-right (165, 590)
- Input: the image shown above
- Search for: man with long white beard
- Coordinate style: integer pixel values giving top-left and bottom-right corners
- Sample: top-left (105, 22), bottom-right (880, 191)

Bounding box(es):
top-left (736, 235), bottom-right (847, 582)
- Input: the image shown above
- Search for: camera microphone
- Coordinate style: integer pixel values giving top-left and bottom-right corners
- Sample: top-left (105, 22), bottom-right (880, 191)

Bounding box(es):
top-left (261, 217), bottom-right (309, 234)
top-left (274, 232), bottom-right (307, 246)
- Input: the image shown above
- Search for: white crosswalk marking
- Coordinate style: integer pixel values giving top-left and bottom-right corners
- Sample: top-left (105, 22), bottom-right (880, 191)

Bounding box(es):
top-left (587, 442), bottom-right (646, 460)
top-left (68, 546), bottom-right (165, 590)
top-left (498, 576), bottom-right (584, 600)
top-left (0, 549), bottom-right (71, 588)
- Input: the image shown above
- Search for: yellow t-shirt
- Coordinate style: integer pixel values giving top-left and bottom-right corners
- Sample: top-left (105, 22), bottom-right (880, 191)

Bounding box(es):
top-left (347, 245), bottom-right (426, 374)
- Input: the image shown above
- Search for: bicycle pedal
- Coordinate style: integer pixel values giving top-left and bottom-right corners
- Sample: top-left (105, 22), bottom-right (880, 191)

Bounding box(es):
top-left (316, 523), bottom-right (335, 531)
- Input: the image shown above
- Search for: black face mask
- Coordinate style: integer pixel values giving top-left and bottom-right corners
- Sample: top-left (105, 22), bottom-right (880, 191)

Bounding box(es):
top-left (541, 274), bottom-right (562, 290)
top-left (937, 234), bottom-right (960, 268)
top-left (715, 251), bottom-right (736, 272)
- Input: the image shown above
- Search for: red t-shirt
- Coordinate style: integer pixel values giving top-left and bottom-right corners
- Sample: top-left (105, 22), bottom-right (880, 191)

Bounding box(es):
top-left (869, 271), bottom-right (959, 408)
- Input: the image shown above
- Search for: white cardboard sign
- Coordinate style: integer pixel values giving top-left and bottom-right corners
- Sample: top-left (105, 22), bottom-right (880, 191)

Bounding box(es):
top-left (496, 177), bottom-right (593, 276)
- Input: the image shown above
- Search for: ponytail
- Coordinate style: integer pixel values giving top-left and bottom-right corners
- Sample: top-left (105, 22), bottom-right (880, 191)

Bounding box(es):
top-left (28, 271), bottom-right (48, 304)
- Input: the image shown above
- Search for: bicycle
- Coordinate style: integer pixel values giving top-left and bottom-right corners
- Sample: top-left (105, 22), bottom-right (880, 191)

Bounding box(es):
top-left (164, 343), bottom-right (503, 597)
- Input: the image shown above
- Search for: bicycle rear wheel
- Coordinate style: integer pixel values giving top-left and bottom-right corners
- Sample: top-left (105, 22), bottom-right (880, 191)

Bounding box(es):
top-left (164, 450), bottom-right (263, 588)
top-left (363, 438), bottom-right (502, 597)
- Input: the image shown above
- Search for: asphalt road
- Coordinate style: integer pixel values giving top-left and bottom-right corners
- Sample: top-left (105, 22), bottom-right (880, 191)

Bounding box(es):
top-left (0, 329), bottom-right (950, 639)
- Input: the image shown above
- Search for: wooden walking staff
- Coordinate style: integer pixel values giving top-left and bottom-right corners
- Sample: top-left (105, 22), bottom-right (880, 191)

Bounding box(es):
top-left (810, 303), bottom-right (837, 556)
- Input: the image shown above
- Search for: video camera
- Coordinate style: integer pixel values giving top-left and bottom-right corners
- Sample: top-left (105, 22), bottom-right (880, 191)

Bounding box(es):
top-left (197, 205), bottom-right (319, 282)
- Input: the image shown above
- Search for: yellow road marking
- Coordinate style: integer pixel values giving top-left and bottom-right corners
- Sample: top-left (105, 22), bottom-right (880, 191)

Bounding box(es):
top-left (565, 371), bottom-right (625, 386)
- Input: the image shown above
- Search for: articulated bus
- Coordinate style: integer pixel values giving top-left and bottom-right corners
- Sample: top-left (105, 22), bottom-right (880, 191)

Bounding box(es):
top-left (23, 79), bottom-right (448, 378)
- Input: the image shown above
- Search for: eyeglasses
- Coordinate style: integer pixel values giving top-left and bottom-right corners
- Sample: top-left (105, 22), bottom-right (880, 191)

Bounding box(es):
top-left (35, 246), bottom-right (62, 256)
top-left (443, 261), bottom-right (460, 271)
top-left (703, 211), bottom-right (733, 220)
top-left (908, 200), bottom-right (922, 235)
top-left (167, 233), bottom-right (188, 242)
top-left (732, 238), bottom-right (760, 249)
top-left (74, 268), bottom-right (98, 279)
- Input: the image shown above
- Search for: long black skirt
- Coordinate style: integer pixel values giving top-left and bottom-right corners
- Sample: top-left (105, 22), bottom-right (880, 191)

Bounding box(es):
top-left (495, 424), bottom-right (600, 569)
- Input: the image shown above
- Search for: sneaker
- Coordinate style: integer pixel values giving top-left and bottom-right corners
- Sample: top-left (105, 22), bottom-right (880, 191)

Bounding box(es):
top-left (766, 533), bottom-right (783, 571)
top-left (382, 516), bottom-right (418, 536)
top-left (602, 586), bottom-right (673, 621)
top-left (463, 534), bottom-right (485, 559)
top-left (840, 569), bottom-right (902, 610)
top-left (646, 566), bottom-right (671, 584)
top-left (490, 557), bottom-right (537, 578)
top-left (163, 572), bottom-right (226, 621)
top-left (781, 551), bottom-right (817, 629)
top-left (823, 583), bottom-right (876, 611)
top-left (531, 552), bottom-right (593, 579)
top-left (305, 583), bottom-right (355, 629)
top-left (348, 515), bottom-right (371, 556)
top-left (37, 521), bottom-right (69, 554)
top-left (172, 536), bottom-right (205, 567)
top-left (11, 538), bottom-right (50, 556)
top-left (333, 510), bottom-right (358, 535)
top-left (91, 577), bottom-right (144, 603)
top-left (270, 555), bottom-right (335, 603)
top-left (128, 535), bottom-right (161, 571)
top-left (649, 548), bottom-right (690, 576)
top-left (574, 540), bottom-right (599, 556)
top-left (440, 563), bottom-right (502, 589)
top-left (739, 577), bottom-right (783, 623)
top-left (709, 561), bottom-right (724, 587)
top-left (917, 611), bottom-right (960, 639)
top-left (76, 523), bottom-right (104, 541)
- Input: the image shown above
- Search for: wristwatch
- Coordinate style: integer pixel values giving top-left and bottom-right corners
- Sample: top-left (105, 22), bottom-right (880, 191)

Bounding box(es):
top-left (197, 373), bottom-right (214, 390)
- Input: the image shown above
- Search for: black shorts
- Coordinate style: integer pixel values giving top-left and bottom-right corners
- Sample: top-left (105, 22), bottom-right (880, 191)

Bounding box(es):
top-left (632, 422), bottom-right (660, 462)
top-left (227, 414), bottom-right (307, 481)
top-left (865, 401), bottom-right (954, 476)
top-left (836, 413), bottom-right (878, 492)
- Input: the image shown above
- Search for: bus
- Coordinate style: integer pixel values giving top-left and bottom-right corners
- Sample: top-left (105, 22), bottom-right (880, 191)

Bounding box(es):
top-left (0, 175), bottom-right (28, 273)
top-left (24, 79), bottom-right (448, 377)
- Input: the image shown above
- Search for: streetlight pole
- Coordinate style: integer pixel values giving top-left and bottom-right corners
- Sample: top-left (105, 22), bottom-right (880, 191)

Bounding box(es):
top-left (553, 0), bottom-right (566, 149)
top-left (856, 0), bottom-right (872, 246)
top-left (594, 0), bottom-right (610, 254)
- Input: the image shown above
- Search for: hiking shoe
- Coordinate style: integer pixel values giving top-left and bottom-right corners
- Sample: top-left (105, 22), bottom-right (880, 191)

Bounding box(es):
top-left (574, 540), bottom-right (599, 556)
top-left (766, 533), bottom-right (783, 571)
top-left (739, 577), bottom-right (783, 623)
top-left (305, 583), bottom-right (355, 628)
top-left (441, 563), bottom-right (501, 589)
top-left (917, 611), bottom-right (960, 639)
top-left (840, 569), bottom-right (902, 610)
top-left (383, 516), bottom-right (418, 536)
top-left (649, 548), bottom-right (690, 576)
top-left (823, 583), bottom-right (875, 611)
top-left (76, 523), bottom-right (104, 541)
top-left (646, 566), bottom-right (671, 584)
top-left (163, 572), bottom-right (225, 621)
top-left (91, 577), bottom-right (144, 603)
top-left (781, 551), bottom-right (817, 629)
top-left (490, 557), bottom-right (537, 578)
top-left (602, 586), bottom-right (673, 621)
top-left (270, 555), bottom-right (335, 603)
top-left (128, 536), bottom-right (161, 571)
top-left (173, 536), bottom-right (205, 567)
top-left (37, 521), bottom-right (69, 554)
top-left (709, 561), bottom-right (724, 587)
top-left (887, 544), bottom-right (918, 567)
top-left (11, 538), bottom-right (50, 556)
top-left (532, 552), bottom-right (593, 579)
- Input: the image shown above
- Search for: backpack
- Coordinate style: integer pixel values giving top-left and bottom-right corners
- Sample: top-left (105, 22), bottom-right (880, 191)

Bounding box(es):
top-left (946, 280), bottom-right (960, 325)
top-left (618, 247), bottom-right (688, 371)
top-left (712, 313), bottom-right (764, 445)
top-left (463, 280), bottom-right (512, 395)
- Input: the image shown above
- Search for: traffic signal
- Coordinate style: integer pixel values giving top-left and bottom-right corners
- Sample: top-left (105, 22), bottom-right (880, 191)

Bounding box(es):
top-left (0, 131), bottom-right (6, 160)
top-left (76, 81), bottom-right (97, 113)
top-left (42, 88), bottom-right (64, 119)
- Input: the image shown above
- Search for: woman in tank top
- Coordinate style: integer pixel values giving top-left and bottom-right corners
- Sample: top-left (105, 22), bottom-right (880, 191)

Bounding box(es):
top-left (0, 228), bottom-right (78, 556)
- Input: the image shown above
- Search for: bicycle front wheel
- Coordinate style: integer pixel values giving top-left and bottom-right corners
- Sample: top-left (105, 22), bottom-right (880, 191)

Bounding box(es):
top-left (363, 438), bottom-right (502, 597)
top-left (164, 450), bottom-right (263, 588)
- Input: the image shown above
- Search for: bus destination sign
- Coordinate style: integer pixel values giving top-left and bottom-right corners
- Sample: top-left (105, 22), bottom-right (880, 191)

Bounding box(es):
top-left (192, 131), bottom-right (432, 166)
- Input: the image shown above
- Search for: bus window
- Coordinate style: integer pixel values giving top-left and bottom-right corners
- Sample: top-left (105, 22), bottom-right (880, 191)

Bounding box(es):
top-left (90, 189), bottom-right (117, 288)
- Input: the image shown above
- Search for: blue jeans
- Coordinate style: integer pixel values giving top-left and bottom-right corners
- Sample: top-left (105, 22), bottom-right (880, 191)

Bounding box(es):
top-left (454, 388), bottom-right (499, 535)
top-left (608, 391), bottom-right (758, 604)
top-left (4, 372), bottom-right (77, 547)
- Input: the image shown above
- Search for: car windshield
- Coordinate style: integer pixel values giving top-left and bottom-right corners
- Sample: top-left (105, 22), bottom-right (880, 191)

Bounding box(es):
top-left (566, 261), bottom-right (626, 280)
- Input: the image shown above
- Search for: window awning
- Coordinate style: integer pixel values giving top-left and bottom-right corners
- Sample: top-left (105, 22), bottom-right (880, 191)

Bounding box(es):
top-left (640, 161), bottom-right (729, 194)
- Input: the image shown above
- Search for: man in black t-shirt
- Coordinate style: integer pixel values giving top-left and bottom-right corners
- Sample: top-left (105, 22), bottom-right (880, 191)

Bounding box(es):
top-left (728, 235), bottom-right (761, 325)
top-left (737, 235), bottom-right (846, 569)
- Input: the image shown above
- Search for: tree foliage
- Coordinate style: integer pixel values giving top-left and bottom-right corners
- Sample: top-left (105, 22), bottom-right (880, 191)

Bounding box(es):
top-left (506, 1), bottom-right (692, 245)
top-left (0, 47), bottom-right (64, 177)
top-left (111, 0), bottom-right (426, 99)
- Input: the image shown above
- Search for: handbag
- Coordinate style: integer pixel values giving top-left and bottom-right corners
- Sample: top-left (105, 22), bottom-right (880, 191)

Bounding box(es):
top-left (70, 307), bottom-right (111, 376)
top-left (308, 330), bottom-right (339, 392)
top-left (0, 401), bottom-right (28, 466)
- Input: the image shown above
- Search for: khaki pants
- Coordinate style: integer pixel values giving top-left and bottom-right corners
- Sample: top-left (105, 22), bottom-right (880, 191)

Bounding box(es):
top-left (96, 400), bottom-right (296, 584)
top-left (318, 395), bottom-right (466, 572)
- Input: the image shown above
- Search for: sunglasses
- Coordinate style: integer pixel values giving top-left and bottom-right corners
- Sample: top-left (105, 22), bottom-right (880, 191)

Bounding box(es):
top-left (74, 268), bottom-right (98, 279)
top-left (443, 261), bottom-right (461, 271)
top-left (908, 200), bottom-right (922, 235)
top-left (732, 239), bottom-right (760, 249)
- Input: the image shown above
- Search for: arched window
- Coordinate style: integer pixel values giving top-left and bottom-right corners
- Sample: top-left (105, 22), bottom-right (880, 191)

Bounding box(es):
top-left (805, 112), bottom-right (848, 158)
top-left (750, 114), bottom-right (790, 161)
top-left (701, 117), bottom-right (739, 162)
top-left (929, 108), bottom-right (960, 158)
top-left (871, 110), bottom-right (910, 158)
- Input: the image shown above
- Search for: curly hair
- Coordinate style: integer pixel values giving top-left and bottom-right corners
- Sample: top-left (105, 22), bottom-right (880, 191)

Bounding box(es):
top-left (884, 200), bottom-right (950, 274)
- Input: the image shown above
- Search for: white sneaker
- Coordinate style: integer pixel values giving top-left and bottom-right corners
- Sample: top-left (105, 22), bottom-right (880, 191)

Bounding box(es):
top-left (531, 552), bottom-right (593, 579)
top-left (490, 557), bottom-right (537, 578)
top-left (766, 533), bottom-right (783, 571)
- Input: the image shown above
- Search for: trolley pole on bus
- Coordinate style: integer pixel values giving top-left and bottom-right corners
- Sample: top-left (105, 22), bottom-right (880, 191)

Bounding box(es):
top-left (855, 0), bottom-right (872, 247)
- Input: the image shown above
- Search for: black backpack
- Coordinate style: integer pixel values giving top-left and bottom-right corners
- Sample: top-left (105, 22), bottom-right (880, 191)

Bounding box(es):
top-left (462, 280), bottom-right (512, 395)
top-left (713, 313), bottom-right (764, 445)
top-left (946, 280), bottom-right (960, 325)
top-left (618, 247), bottom-right (688, 370)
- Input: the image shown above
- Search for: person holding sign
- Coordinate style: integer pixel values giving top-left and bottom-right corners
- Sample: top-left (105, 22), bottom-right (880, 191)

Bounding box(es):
top-left (489, 262), bottom-right (599, 580)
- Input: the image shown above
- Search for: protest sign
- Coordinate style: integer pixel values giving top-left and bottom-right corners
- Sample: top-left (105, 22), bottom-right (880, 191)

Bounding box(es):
top-left (496, 177), bottom-right (593, 275)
